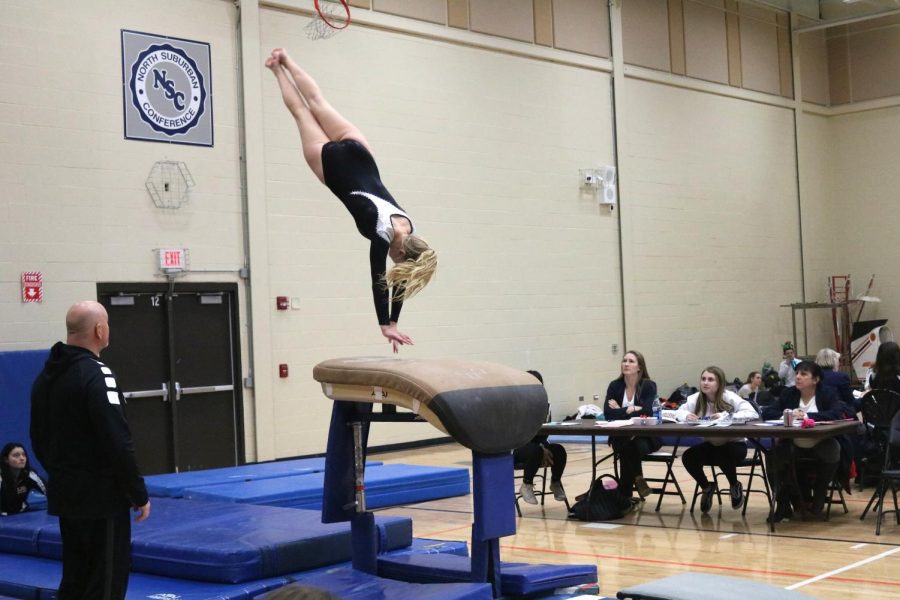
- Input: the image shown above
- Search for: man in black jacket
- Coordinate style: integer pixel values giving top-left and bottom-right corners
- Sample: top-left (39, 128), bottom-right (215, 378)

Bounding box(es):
top-left (31, 300), bottom-right (150, 599)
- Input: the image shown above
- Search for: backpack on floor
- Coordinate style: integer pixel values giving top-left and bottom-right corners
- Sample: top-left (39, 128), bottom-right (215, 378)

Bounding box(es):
top-left (568, 475), bottom-right (633, 522)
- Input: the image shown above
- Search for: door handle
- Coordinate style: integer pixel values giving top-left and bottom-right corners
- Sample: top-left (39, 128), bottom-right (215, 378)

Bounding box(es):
top-left (178, 384), bottom-right (235, 396)
top-left (175, 381), bottom-right (182, 402)
top-left (123, 382), bottom-right (169, 401)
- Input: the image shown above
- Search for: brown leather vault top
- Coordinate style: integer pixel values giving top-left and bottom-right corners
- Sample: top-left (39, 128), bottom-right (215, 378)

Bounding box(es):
top-left (313, 356), bottom-right (549, 454)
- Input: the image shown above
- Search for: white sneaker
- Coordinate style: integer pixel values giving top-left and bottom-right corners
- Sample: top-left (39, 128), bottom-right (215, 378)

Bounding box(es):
top-left (519, 483), bottom-right (538, 505)
top-left (550, 480), bottom-right (567, 502)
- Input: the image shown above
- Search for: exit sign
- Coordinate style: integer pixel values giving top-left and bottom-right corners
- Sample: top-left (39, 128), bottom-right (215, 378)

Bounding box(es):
top-left (158, 248), bottom-right (189, 272)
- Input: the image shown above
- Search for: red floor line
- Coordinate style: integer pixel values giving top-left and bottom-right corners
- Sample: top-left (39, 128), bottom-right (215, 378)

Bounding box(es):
top-left (498, 543), bottom-right (900, 588)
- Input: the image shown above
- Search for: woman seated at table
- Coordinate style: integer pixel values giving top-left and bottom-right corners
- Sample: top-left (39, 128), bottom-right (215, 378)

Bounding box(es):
top-left (865, 341), bottom-right (900, 394)
top-left (738, 371), bottom-right (763, 403)
top-left (514, 370), bottom-right (568, 505)
top-left (761, 361), bottom-right (842, 521)
top-left (816, 348), bottom-right (856, 413)
top-left (603, 351), bottom-right (659, 501)
top-left (675, 367), bottom-right (759, 513)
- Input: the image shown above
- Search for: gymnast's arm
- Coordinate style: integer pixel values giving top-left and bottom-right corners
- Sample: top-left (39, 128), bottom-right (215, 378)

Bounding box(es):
top-left (370, 240), bottom-right (412, 351)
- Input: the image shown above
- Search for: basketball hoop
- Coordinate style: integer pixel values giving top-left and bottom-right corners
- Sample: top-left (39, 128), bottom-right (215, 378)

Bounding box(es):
top-left (306, 0), bottom-right (351, 41)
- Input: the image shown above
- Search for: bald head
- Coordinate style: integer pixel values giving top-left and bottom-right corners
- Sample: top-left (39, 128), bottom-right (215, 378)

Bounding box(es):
top-left (66, 301), bottom-right (110, 355)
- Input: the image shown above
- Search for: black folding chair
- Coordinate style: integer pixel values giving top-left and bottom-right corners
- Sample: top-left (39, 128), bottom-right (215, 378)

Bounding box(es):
top-left (514, 461), bottom-right (550, 516)
top-left (858, 389), bottom-right (900, 533)
top-left (871, 409), bottom-right (900, 534)
top-left (689, 446), bottom-right (770, 515)
top-left (641, 440), bottom-right (687, 512)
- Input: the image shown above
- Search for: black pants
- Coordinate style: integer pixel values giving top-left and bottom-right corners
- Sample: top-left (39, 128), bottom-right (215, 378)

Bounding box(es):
top-left (58, 510), bottom-right (132, 600)
top-left (682, 441), bottom-right (747, 488)
top-left (767, 438), bottom-right (840, 511)
top-left (513, 443), bottom-right (567, 484)
top-left (612, 436), bottom-right (660, 497)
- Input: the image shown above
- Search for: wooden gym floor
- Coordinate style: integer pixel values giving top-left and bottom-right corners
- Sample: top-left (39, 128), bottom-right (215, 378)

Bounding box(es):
top-left (371, 441), bottom-right (900, 599)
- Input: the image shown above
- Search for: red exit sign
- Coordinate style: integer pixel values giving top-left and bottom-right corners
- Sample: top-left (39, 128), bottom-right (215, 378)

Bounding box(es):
top-left (158, 248), bottom-right (189, 272)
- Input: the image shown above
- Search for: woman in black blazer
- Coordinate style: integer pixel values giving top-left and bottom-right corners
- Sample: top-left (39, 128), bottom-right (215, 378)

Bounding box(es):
top-left (762, 361), bottom-right (842, 521)
top-left (604, 351), bottom-right (660, 501)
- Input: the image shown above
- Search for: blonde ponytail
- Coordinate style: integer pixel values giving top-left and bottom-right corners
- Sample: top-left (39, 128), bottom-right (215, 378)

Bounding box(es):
top-left (385, 235), bottom-right (437, 301)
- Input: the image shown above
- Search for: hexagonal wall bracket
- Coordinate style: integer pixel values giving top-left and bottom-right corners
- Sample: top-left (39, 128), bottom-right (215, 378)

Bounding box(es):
top-left (146, 161), bottom-right (195, 209)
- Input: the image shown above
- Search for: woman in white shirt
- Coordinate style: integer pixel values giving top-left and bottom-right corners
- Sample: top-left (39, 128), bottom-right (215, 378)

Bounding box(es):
top-left (738, 371), bottom-right (763, 403)
top-left (676, 366), bottom-right (759, 513)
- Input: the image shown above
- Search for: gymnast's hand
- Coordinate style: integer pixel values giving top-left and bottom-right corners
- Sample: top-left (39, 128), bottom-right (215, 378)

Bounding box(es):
top-left (381, 323), bottom-right (413, 354)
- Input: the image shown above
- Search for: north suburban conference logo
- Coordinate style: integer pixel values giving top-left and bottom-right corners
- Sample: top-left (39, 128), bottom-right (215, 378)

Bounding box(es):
top-left (121, 30), bottom-right (213, 146)
top-left (130, 44), bottom-right (206, 135)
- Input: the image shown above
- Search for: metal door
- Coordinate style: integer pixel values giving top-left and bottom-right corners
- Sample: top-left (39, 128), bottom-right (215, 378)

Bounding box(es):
top-left (97, 284), bottom-right (243, 475)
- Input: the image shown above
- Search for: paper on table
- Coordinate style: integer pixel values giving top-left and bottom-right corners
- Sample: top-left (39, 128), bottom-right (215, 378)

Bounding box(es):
top-left (596, 419), bottom-right (635, 428)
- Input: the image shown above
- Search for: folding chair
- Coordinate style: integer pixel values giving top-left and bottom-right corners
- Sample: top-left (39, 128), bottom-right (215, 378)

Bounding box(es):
top-left (514, 462), bottom-right (571, 516)
top-left (858, 389), bottom-right (900, 531)
top-left (869, 408), bottom-right (900, 534)
top-left (641, 439), bottom-right (687, 512)
top-left (514, 461), bottom-right (549, 516)
top-left (688, 446), bottom-right (770, 515)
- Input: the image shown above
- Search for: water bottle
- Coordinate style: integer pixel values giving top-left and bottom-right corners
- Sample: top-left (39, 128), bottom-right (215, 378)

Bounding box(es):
top-left (652, 397), bottom-right (661, 424)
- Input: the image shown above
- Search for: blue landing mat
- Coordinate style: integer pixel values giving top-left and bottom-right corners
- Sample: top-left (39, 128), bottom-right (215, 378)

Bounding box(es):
top-left (145, 458), bottom-right (384, 498)
top-left (0, 498), bottom-right (413, 583)
top-left (278, 568), bottom-right (492, 600)
top-left (0, 539), bottom-right (471, 600)
top-left (378, 553), bottom-right (598, 596)
top-left (184, 463), bottom-right (470, 510)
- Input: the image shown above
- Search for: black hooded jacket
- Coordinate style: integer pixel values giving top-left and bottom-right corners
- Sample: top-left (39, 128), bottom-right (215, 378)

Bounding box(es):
top-left (30, 342), bottom-right (148, 518)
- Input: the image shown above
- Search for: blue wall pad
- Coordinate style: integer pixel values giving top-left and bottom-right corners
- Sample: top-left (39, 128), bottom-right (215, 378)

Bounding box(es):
top-left (377, 554), bottom-right (598, 596)
top-left (0, 349), bottom-right (50, 478)
top-left (281, 567), bottom-right (493, 600)
top-left (0, 499), bottom-right (413, 583)
top-left (184, 463), bottom-right (470, 510)
top-left (145, 458), bottom-right (383, 498)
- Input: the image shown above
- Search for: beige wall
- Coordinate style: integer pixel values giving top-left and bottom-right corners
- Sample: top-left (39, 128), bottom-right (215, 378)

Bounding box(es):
top-left (823, 106), bottom-right (900, 329)
top-left (260, 8), bottom-right (619, 456)
top-left (799, 30), bottom-right (830, 106)
top-left (2, 0), bottom-right (899, 463)
top-left (0, 0), bottom-right (255, 431)
top-left (619, 77), bottom-right (802, 388)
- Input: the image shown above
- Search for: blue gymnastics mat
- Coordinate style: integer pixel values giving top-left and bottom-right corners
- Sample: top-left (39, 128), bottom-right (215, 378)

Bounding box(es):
top-left (377, 553), bottom-right (598, 596)
top-left (0, 498), bottom-right (412, 583)
top-left (145, 458), bottom-right (384, 498)
top-left (0, 539), bottom-right (471, 600)
top-left (273, 568), bottom-right (492, 600)
top-left (184, 463), bottom-right (470, 510)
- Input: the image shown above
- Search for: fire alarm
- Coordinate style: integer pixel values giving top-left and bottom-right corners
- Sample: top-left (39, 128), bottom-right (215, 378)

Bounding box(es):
top-left (279, 364), bottom-right (289, 378)
top-left (276, 296), bottom-right (289, 310)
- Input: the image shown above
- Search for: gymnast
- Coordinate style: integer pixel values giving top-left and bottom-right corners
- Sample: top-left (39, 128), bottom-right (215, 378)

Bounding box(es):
top-left (266, 48), bottom-right (437, 352)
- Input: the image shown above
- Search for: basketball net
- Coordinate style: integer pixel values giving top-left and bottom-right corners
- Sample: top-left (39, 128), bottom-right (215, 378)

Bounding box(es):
top-left (305, 0), bottom-right (351, 41)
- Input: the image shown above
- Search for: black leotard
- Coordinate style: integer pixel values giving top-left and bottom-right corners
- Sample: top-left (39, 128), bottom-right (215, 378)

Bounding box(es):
top-left (321, 139), bottom-right (413, 326)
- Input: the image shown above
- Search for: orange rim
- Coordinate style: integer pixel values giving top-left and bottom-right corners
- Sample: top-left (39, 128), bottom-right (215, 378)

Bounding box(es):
top-left (314, 0), bottom-right (351, 30)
